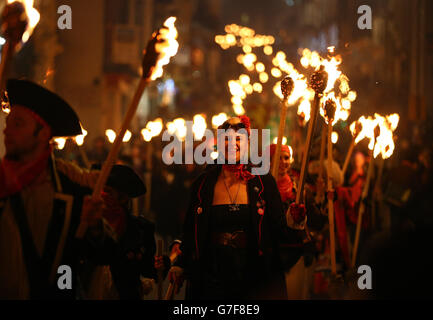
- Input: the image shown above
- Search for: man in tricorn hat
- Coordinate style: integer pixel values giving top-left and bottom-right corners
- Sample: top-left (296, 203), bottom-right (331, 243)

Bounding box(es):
top-left (0, 79), bottom-right (114, 299)
top-left (80, 164), bottom-right (169, 300)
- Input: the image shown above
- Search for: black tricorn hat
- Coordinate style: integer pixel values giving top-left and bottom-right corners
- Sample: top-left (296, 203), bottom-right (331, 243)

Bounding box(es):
top-left (91, 164), bottom-right (147, 198)
top-left (6, 79), bottom-right (82, 137)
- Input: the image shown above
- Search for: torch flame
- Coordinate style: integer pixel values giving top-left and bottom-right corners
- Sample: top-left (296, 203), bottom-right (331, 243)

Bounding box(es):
top-left (146, 118), bottom-right (163, 138)
top-left (141, 128), bottom-right (152, 142)
top-left (297, 99), bottom-right (311, 125)
top-left (105, 129), bottom-right (131, 143)
top-left (7, 0), bottom-right (40, 43)
top-left (301, 48), bottom-right (356, 127)
top-left (373, 113), bottom-right (400, 159)
top-left (151, 17), bottom-right (179, 81)
top-left (74, 125), bottom-right (88, 146)
top-left (54, 137), bottom-right (66, 150)
top-left (212, 113), bottom-right (228, 129)
top-left (105, 129), bottom-right (116, 144)
top-left (349, 113), bottom-right (400, 159)
top-left (331, 131), bottom-right (339, 144)
top-left (215, 24), bottom-right (352, 121)
top-left (193, 114), bottom-right (207, 140)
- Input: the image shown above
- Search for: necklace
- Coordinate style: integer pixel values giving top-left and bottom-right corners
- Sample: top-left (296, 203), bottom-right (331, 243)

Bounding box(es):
top-left (222, 169), bottom-right (241, 212)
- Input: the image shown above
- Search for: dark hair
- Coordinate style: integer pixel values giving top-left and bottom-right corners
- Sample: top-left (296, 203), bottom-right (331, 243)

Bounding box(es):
top-left (218, 121), bottom-right (247, 131)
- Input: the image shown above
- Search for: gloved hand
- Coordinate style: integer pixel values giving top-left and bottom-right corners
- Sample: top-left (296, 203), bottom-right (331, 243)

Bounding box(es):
top-left (289, 203), bottom-right (306, 224)
top-left (140, 277), bottom-right (155, 296)
top-left (168, 266), bottom-right (184, 294)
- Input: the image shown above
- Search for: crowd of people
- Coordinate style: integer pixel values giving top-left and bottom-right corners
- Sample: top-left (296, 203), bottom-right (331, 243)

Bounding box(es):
top-left (1, 79), bottom-right (432, 300)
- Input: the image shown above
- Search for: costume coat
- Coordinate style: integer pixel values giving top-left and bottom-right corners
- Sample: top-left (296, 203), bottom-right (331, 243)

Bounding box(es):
top-left (0, 157), bottom-right (115, 299)
top-left (178, 165), bottom-right (302, 300)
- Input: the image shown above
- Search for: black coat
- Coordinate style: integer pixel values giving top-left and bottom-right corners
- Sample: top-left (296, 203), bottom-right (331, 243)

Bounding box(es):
top-left (0, 158), bottom-right (115, 299)
top-left (178, 165), bottom-right (302, 300)
top-left (109, 216), bottom-right (158, 300)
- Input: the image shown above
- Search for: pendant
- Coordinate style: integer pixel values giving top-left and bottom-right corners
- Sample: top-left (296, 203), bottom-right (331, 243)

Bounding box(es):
top-left (229, 204), bottom-right (240, 212)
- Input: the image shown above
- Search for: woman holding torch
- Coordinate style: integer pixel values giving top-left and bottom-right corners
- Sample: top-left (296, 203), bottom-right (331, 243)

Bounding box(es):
top-left (270, 143), bottom-right (326, 299)
top-left (169, 116), bottom-right (301, 300)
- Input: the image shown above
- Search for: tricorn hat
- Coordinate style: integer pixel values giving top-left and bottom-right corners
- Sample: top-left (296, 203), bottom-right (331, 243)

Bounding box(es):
top-left (90, 164), bottom-right (147, 198)
top-left (6, 79), bottom-right (82, 137)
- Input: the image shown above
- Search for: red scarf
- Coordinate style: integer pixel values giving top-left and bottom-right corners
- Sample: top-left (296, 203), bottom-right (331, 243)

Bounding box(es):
top-left (222, 164), bottom-right (254, 181)
top-left (0, 147), bottom-right (53, 199)
top-left (101, 191), bottom-right (127, 237)
top-left (277, 174), bottom-right (295, 203)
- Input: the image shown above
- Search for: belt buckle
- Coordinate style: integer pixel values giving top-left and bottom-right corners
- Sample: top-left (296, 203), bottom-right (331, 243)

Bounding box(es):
top-left (223, 231), bottom-right (241, 248)
top-left (222, 233), bottom-right (233, 247)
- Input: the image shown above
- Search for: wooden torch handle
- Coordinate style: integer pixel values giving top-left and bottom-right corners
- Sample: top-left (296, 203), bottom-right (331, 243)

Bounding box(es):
top-left (296, 94), bottom-right (320, 204)
top-left (272, 97), bottom-right (288, 179)
top-left (327, 121), bottom-right (337, 275)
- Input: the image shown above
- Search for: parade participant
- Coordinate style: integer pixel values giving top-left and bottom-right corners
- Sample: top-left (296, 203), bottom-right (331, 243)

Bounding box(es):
top-left (169, 116), bottom-right (301, 300)
top-left (269, 144), bottom-right (297, 208)
top-left (100, 164), bottom-right (169, 300)
top-left (0, 79), bottom-right (114, 299)
top-left (270, 144), bottom-right (326, 299)
top-left (333, 151), bottom-right (367, 268)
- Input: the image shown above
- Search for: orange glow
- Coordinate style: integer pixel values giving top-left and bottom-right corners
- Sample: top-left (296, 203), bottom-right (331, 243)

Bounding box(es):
top-left (151, 17), bottom-right (179, 80)
top-left (7, 0), bottom-right (40, 43)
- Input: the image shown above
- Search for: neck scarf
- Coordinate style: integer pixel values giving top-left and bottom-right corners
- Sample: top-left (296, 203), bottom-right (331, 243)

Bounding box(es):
top-left (222, 164), bottom-right (254, 182)
top-left (0, 147), bottom-right (53, 199)
top-left (277, 174), bottom-right (295, 203)
top-left (101, 191), bottom-right (127, 237)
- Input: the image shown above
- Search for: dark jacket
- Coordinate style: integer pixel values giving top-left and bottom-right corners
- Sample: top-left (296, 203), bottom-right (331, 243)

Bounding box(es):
top-left (109, 215), bottom-right (159, 300)
top-left (0, 158), bottom-right (115, 299)
top-left (178, 165), bottom-right (301, 299)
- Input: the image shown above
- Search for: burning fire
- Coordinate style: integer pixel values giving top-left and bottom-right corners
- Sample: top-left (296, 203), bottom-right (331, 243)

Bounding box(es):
top-left (212, 113), bottom-right (228, 129)
top-left (142, 118), bottom-right (163, 142)
top-left (173, 118), bottom-right (187, 141)
top-left (6, 0), bottom-right (40, 43)
top-left (150, 17), bottom-right (179, 81)
top-left (215, 24), bottom-right (324, 122)
top-left (349, 113), bottom-right (400, 159)
top-left (74, 126), bottom-right (88, 146)
top-left (331, 131), bottom-right (339, 144)
top-left (141, 128), bottom-right (152, 142)
top-left (193, 114), bottom-right (207, 140)
top-left (373, 113), bottom-right (399, 159)
top-left (273, 136), bottom-right (288, 145)
top-left (1, 92), bottom-right (10, 114)
top-left (300, 47), bottom-right (356, 126)
top-left (105, 129), bottom-right (131, 143)
top-left (54, 137), bottom-right (66, 150)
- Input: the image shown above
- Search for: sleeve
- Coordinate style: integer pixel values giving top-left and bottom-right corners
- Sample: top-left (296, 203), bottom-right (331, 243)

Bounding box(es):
top-left (137, 218), bottom-right (158, 280)
top-left (263, 174), bottom-right (302, 244)
top-left (174, 173), bottom-right (205, 272)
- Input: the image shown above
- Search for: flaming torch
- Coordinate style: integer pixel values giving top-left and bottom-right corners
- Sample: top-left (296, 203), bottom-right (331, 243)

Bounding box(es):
top-left (295, 66), bottom-right (328, 204)
top-left (351, 113), bottom-right (399, 267)
top-left (74, 125), bottom-right (90, 169)
top-left (271, 76), bottom-right (294, 179)
top-left (351, 123), bottom-right (379, 268)
top-left (322, 98), bottom-right (338, 275)
top-left (0, 0), bottom-right (40, 91)
top-left (76, 17), bottom-right (179, 238)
